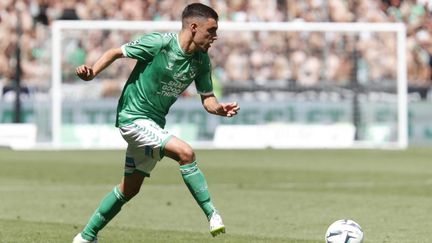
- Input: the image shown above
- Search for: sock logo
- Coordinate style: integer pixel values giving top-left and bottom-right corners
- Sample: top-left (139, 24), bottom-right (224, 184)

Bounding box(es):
top-left (96, 212), bottom-right (106, 222)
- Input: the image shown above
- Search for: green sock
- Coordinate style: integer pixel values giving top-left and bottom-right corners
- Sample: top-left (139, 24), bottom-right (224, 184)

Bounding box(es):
top-left (180, 161), bottom-right (215, 219)
top-left (81, 186), bottom-right (128, 241)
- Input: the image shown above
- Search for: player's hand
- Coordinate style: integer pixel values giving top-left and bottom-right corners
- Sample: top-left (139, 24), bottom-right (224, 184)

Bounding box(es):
top-left (75, 65), bottom-right (95, 81)
top-left (221, 102), bottom-right (240, 117)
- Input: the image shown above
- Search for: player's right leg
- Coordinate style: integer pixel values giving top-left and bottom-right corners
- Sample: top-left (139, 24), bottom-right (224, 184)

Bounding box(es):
top-left (73, 172), bottom-right (144, 243)
top-left (73, 119), bottom-right (167, 243)
top-left (72, 185), bottom-right (129, 243)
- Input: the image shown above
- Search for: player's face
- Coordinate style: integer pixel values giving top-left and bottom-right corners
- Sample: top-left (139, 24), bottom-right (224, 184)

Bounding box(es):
top-left (193, 18), bottom-right (218, 52)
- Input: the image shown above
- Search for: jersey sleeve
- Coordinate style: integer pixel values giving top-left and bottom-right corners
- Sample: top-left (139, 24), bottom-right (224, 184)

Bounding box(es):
top-left (121, 32), bottom-right (164, 62)
top-left (195, 54), bottom-right (213, 95)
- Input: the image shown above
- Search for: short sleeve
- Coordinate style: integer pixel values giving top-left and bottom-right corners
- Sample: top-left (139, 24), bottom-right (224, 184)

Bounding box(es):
top-left (121, 32), bottom-right (164, 62)
top-left (195, 54), bottom-right (213, 95)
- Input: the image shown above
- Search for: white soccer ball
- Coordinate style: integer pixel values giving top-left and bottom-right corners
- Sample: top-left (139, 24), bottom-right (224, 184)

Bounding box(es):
top-left (325, 219), bottom-right (364, 243)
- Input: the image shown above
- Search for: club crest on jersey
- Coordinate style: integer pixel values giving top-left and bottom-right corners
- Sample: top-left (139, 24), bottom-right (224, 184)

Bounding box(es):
top-left (174, 69), bottom-right (196, 81)
top-left (167, 62), bottom-right (174, 70)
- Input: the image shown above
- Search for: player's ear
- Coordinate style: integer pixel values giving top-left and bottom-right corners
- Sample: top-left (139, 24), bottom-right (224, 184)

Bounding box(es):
top-left (190, 22), bottom-right (198, 34)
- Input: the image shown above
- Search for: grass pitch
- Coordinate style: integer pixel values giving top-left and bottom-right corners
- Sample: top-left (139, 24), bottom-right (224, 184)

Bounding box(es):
top-left (1, 148), bottom-right (432, 242)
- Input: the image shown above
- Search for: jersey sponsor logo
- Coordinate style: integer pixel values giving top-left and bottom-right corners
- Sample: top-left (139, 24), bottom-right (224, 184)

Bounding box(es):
top-left (158, 80), bottom-right (189, 98)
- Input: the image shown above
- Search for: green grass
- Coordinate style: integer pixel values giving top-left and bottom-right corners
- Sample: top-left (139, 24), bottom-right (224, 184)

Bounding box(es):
top-left (1, 148), bottom-right (432, 242)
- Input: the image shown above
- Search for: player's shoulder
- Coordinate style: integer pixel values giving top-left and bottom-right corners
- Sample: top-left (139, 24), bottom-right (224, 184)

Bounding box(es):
top-left (126, 32), bottom-right (164, 46)
top-left (134, 32), bottom-right (176, 48)
top-left (161, 32), bottom-right (176, 39)
top-left (139, 32), bottom-right (175, 42)
top-left (155, 32), bottom-right (177, 48)
top-left (194, 51), bottom-right (211, 64)
top-left (159, 32), bottom-right (176, 43)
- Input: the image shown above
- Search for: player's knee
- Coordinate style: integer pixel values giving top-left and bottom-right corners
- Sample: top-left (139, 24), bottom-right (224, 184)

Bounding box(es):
top-left (120, 173), bottom-right (144, 199)
top-left (123, 185), bottom-right (141, 199)
top-left (178, 146), bottom-right (195, 164)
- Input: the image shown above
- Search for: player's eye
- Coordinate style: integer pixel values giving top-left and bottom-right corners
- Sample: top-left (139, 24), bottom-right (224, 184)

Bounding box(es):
top-left (208, 27), bottom-right (217, 35)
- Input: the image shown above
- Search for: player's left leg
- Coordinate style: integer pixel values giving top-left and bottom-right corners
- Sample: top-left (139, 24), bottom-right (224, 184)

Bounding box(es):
top-left (164, 136), bottom-right (225, 236)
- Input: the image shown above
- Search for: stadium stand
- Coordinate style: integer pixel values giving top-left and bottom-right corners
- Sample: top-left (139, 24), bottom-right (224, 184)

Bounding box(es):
top-left (1, 0), bottom-right (431, 100)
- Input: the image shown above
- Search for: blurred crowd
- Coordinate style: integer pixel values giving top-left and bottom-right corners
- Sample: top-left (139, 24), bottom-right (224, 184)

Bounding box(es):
top-left (1, 0), bottom-right (432, 100)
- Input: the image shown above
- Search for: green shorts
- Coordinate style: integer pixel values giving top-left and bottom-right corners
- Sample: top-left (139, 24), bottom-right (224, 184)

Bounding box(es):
top-left (119, 119), bottom-right (173, 177)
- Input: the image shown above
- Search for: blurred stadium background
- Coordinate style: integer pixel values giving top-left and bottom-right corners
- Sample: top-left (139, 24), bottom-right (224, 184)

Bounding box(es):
top-left (1, 1), bottom-right (432, 242)
top-left (0, 0), bottom-right (431, 149)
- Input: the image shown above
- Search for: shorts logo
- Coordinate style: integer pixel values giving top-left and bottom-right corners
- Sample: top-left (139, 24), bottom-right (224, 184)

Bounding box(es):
top-left (125, 156), bottom-right (136, 168)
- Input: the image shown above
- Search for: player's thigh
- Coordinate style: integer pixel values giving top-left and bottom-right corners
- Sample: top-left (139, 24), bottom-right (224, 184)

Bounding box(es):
top-left (120, 119), bottom-right (172, 176)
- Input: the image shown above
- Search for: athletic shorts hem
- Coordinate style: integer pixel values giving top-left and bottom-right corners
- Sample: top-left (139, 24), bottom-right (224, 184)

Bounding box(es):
top-left (160, 135), bottom-right (173, 158)
top-left (124, 169), bottom-right (150, 177)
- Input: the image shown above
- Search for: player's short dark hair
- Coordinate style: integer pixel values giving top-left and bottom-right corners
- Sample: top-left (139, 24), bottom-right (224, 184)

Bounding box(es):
top-left (182, 3), bottom-right (219, 22)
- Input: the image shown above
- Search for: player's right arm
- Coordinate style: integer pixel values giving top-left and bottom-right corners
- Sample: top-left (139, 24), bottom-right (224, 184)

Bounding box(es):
top-left (75, 47), bottom-right (124, 81)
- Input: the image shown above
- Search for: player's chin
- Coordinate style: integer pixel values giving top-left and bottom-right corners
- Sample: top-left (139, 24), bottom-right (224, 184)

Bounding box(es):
top-left (201, 44), bottom-right (211, 52)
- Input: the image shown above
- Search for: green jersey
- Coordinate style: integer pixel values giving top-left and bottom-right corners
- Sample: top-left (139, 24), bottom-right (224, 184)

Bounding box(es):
top-left (116, 32), bottom-right (213, 128)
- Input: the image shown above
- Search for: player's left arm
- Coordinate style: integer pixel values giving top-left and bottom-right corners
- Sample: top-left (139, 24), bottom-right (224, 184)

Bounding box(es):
top-left (201, 93), bottom-right (240, 117)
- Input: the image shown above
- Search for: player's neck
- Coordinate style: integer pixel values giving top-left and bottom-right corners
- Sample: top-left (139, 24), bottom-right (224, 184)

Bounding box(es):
top-left (178, 30), bottom-right (198, 54)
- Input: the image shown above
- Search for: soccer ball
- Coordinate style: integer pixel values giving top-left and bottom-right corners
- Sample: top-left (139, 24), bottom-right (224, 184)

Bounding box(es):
top-left (325, 219), bottom-right (364, 243)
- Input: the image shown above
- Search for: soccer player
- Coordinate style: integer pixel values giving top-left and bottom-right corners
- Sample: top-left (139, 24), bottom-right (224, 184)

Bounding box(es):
top-left (72, 3), bottom-right (239, 243)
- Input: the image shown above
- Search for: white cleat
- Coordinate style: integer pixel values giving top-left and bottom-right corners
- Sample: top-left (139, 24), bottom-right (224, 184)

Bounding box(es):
top-left (72, 233), bottom-right (98, 243)
top-left (209, 211), bottom-right (226, 237)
